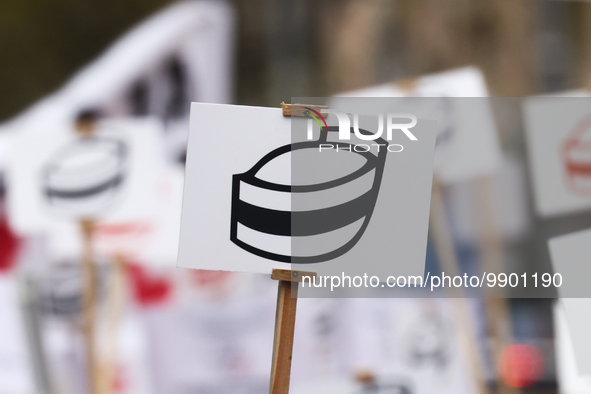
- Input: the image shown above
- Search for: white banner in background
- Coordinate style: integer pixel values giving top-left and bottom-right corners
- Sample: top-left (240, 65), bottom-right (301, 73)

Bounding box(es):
top-left (0, 0), bottom-right (234, 166)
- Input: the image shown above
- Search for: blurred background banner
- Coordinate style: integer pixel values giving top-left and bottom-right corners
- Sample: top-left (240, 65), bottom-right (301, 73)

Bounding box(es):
top-left (4, 0), bottom-right (591, 393)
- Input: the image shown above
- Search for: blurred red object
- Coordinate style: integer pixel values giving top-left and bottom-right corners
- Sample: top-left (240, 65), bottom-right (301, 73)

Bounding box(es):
top-left (0, 216), bottom-right (21, 273)
top-left (191, 269), bottom-right (232, 288)
top-left (127, 263), bottom-right (172, 306)
top-left (498, 344), bottom-right (544, 388)
top-left (112, 365), bottom-right (128, 394)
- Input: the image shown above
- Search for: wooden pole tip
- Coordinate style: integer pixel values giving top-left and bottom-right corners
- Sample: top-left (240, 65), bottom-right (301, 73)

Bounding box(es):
top-left (355, 370), bottom-right (377, 385)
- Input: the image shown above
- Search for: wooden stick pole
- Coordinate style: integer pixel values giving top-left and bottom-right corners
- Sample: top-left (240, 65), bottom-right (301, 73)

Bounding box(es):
top-left (98, 255), bottom-right (127, 394)
top-left (430, 181), bottom-right (489, 394)
top-left (269, 269), bottom-right (316, 394)
top-left (75, 110), bottom-right (101, 394)
top-left (269, 280), bottom-right (297, 394)
top-left (472, 176), bottom-right (518, 394)
top-left (271, 105), bottom-right (320, 393)
top-left (80, 219), bottom-right (98, 394)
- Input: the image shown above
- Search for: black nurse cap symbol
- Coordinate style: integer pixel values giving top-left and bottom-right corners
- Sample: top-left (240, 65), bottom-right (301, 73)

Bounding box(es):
top-left (230, 109), bottom-right (388, 264)
top-left (42, 111), bottom-right (128, 217)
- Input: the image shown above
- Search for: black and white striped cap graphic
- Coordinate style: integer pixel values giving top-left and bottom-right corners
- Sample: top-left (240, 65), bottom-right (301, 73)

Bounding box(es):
top-left (43, 136), bottom-right (128, 216)
top-left (230, 126), bottom-right (388, 264)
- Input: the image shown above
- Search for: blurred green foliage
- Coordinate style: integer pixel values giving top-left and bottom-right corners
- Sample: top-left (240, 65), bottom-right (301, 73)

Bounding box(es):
top-left (0, 0), bottom-right (176, 122)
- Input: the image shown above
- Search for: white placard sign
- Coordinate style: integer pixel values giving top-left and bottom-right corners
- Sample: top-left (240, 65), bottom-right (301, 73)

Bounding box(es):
top-left (177, 103), bottom-right (436, 276)
top-left (345, 298), bottom-right (476, 394)
top-left (549, 228), bottom-right (591, 375)
top-left (47, 167), bottom-right (184, 266)
top-left (554, 301), bottom-right (591, 392)
top-left (6, 118), bottom-right (180, 266)
top-left (333, 67), bottom-right (502, 184)
top-left (291, 298), bottom-right (477, 394)
top-left (554, 298), bottom-right (591, 376)
top-left (144, 284), bottom-right (276, 394)
top-left (523, 94), bottom-right (591, 217)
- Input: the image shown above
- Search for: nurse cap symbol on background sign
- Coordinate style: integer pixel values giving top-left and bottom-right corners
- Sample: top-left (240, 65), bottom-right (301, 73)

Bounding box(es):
top-left (562, 113), bottom-right (591, 198)
top-left (43, 136), bottom-right (128, 217)
top-left (230, 109), bottom-right (388, 264)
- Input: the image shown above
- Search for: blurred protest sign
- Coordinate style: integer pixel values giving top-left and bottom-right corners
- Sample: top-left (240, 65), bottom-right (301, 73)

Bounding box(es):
top-left (554, 302), bottom-right (591, 392)
top-left (553, 298), bottom-right (591, 376)
top-left (290, 299), bottom-right (477, 394)
top-left (48, 167), bottom-right (184, 267)
top-left (333, 67), bottom-right (502, 185)
top-left (290, 298), bottom-right (349, 385)
top-left (177, 102), bottom-right (436, 280)
top-left (6, 118), bottom-right (181, 266)
top-left (524, 95), bottom-right (591, 217)
top-left (144, 276), bottom-right (276, 394)
top-left (549, 228), bottom-right (591, 375)
top-left (444, 152), bottom-right (530, 245)
top-left (344, 298), bottom-right (477, 394)
top-left (334, 70), bottom-right (511, 393)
